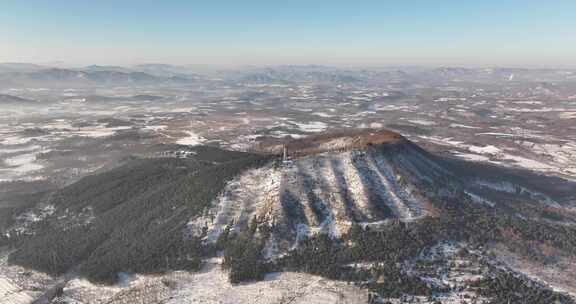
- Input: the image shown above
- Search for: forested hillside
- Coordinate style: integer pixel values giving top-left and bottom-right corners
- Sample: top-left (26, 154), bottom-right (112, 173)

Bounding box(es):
top-left (6, 147), bottom-right (270, 283)
top-left (1, 130), bottom-right (575, 303)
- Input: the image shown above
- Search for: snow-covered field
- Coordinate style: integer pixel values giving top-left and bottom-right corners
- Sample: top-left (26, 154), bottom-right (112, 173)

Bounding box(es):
top-left (0, 277), bottom-right (35, 304)
top-left (177, 130), bottom-right (206, 146)
top-left (291, 121), bottom-right (328, 133)
top-left (0, 251), bottom-right (53, 304)
top-left (167, 258), bottom-right (368, 304)
top-left (39, 257), bottom-right (368, 304)
top-left (0, 150), bottom-right (46, 182)
top-left (416, 134), bottom-right (576, 179)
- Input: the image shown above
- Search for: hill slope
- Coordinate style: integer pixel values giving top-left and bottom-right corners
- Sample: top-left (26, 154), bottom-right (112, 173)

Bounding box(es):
top-left (5, 146), bottom-right (269, 282)
top-left (2, 129), bottom-right (576, 303)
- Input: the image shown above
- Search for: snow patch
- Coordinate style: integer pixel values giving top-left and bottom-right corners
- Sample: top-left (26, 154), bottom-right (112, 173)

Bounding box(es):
top-left (177, 131), bottom-right (206, 146)
top-left (468, 145), bottom-right (501, 155)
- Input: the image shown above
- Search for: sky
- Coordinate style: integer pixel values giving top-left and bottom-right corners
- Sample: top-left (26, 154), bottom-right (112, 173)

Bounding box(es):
top-left (1, 0), bottom-right (575, 67)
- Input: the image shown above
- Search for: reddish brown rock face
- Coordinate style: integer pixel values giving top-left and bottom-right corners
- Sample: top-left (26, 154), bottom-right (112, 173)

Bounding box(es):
top-left (259, 128), bottom-right (406, 156)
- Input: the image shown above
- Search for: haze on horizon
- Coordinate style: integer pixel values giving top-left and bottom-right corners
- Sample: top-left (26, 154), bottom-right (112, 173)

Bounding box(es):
top-left (1, 0), bottom-right (575, 68)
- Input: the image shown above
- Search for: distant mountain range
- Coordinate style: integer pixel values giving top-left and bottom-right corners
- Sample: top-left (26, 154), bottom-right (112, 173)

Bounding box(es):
top-left (0, 62), bottom-right (48, 73)
top-left (226, 65), bottom-right (576, 84)
top-left (0, 68), bottom-right (198, 87)
top-left (1, 63), bottom-right (575, 88)
top-left (0, 94), bottom-right (37, 104)
top-left (66, 94), bottom-right (166, 103)
top-left (0, 63), bottom-right (208, 87)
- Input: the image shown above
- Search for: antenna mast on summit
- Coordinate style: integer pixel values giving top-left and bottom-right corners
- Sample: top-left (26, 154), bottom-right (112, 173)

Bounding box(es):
top-left (283, 145), bottom-right (287, 162)
top-left (282, 145), bottom-right (293, 167)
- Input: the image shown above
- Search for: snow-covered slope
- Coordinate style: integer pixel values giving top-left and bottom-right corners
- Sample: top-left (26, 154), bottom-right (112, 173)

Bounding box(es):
top-left (188, 129), bottom-right (576, 260)
top-left (190, 136), bottom-right (461, 255)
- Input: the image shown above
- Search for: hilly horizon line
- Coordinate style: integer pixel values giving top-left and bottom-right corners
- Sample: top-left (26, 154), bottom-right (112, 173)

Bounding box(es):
top-left (2, 62), bottom-right (576, 71)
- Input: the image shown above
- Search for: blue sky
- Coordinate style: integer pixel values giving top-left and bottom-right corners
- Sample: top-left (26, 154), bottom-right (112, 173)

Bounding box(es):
top-left (1, 0), bottom-right (575, 67)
